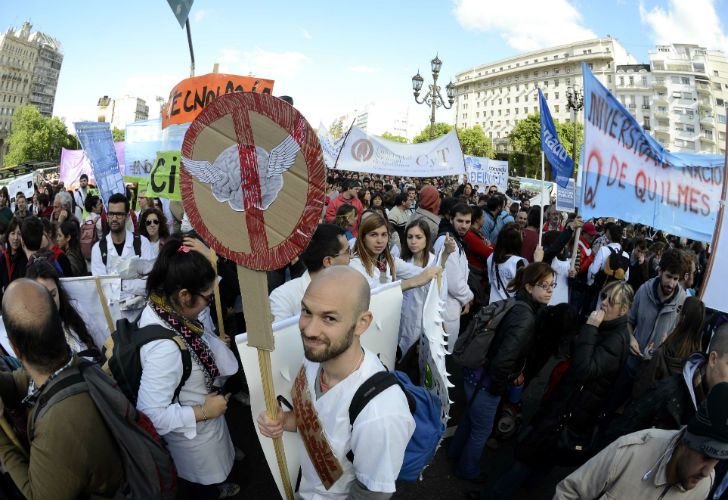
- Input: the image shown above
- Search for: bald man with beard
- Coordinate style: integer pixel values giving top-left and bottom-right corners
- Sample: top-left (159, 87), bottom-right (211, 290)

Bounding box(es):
top-left (258, 266), bottom-right (415, 499)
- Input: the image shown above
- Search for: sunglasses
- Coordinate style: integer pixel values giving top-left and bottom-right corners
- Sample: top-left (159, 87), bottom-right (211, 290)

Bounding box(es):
top-left (145, 219), bottom-right (160, 226)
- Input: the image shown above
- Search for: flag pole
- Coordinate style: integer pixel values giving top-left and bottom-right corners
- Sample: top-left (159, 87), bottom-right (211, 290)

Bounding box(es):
top-left (539, 151), bottom-right (545, 247)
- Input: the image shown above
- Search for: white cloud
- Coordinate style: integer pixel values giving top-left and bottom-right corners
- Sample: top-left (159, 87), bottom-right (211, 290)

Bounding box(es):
top-left (193, 9), bottom-right (207, 23)
top-left (217, 47), bottom-right (309, 80)
top-left (639, 0), bottom-right (728, 50)
top-left (301, 29), bottom-right (312, 40)
top-left (453, 0), bottom-right (596, 51)
top-left (347, 65), bottom-right (381, 74)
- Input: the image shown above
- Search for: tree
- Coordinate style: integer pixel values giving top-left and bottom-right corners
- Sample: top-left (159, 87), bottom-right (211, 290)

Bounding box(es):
top-left (412, 122), bottom-right (453, 143)
top-left (457, 125), bottom-right (495, 158)
top-left (328, 117), bottom-right (345, 139)
top-left (507, 113), bottom-right (583, 179)
top-left (380, 131), bottom-right (408, 143)
top-left (5, 105), bottom-right (76, 166)
top-left (112, 127), bottom-right (125, 142)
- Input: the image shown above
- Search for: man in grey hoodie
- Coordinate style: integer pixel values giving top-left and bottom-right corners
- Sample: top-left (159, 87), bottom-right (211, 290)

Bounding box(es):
top-left (628, 248), bottom-right (689, 361)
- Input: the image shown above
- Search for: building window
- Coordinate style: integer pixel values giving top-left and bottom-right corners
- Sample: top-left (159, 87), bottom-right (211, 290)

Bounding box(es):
top-left (619, 76), bottom-right (624, 86)
top-left (555, 105), bottom-right (560, 112)
top-left (681, 77), bottom-right (689, 85)
top-left (714, 70), bottom-right (720, 76)
top-left (629, 76), bottom-right (634, 86)
top-left (524, 107), bottom-right (528, 114)
top-left (555, 92), bottom-right (560, 100)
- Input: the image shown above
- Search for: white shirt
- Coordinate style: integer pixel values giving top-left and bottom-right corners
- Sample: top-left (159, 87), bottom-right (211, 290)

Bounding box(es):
top-left (348, 256), bottom-right (422, 290)
top-left (549, 257), bottom-right (571, 305)
top-left (587, 242), bottom-right (630, 286)
top-left (487, 254), bottom-right (527, 304)
top-left (434, 235), bottom-right (474, 350)
top-left (398, 253), bottom-right (447, 354)
top-left (90, 230), bottom-right (156, 301)
top-left (136, 305), bottom-right (238, 484)
top-left (269, 271), bottom-right (312, 322)
top-left (297, 349), bottom-right (415, 499)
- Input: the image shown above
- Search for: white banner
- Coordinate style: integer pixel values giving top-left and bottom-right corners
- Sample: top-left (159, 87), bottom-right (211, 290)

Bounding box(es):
top-left (3, 174), bottom-right (35, 203)
top-left (702, 209), bottom-right (728, 313)
top-left (465, 156), bottom-right (508, 193)
top-left (235, 282), bottom-right (403, 499)
top-left (331, 128), bottom-right (465, 177)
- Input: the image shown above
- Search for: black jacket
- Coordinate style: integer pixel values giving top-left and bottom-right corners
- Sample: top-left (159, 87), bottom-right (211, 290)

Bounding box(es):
top-left (603, 353), bottom-right (708, 448)
top-left (516, 315), bottom-right (630, 464)
top-left (486, 291), bottom-right (542, 396)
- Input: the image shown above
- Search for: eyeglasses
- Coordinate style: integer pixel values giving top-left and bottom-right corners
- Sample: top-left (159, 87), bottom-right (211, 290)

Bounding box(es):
top-left (196, 291), bottom-right (214, 305)
top-left (535, 282), bottom-right (557, 290)
top-left (107, 211), bottom-right (127, 219)
top-left (331, 248), bottom-right (353, 258)
top-left (145, 219), bottom-right (160, 226)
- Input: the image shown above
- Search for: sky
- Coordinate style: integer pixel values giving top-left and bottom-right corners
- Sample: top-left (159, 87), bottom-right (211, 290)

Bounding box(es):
top-left (2, 0), bottom-right (728, 138)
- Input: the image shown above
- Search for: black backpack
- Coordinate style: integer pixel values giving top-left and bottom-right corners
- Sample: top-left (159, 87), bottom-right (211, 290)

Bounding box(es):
top-left (99, 235), bottom-right (142, 266)
top-left (32, 361), bottom-right (178, 499)
top-left (452, 298), bottom-right (518, 369)
top-left (593, 247), bottom-right (629, 290)
top-left (102, 318), bottom-right (192, 405)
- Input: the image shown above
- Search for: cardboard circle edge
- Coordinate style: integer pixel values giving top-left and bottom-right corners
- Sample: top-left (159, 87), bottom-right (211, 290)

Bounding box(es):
top-left (180, 92), bottom-right (325, 271)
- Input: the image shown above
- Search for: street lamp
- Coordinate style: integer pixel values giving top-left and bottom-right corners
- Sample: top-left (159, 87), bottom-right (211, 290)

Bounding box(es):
top-left (412, 54), bottom-right (455, 139)
top-left (566, 85), bottom-right (584, 173)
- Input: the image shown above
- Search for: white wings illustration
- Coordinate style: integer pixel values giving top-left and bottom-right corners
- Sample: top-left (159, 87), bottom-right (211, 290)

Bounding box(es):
top-left (182, 134), bottom-right (300, 211)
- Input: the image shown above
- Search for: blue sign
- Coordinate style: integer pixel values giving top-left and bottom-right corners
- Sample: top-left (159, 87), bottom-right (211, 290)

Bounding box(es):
top-left (556, 179), bottom-right (576, 213)
top-left (539, 88), bottom-right (573, 188)
top-left (74, 122), bottom-right (126, 207)
top-left (125, 119), bottom-right (190, 178)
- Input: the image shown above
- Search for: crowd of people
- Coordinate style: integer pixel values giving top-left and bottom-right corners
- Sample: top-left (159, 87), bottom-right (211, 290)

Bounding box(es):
top-left (0, 168), bottom-right (724, 500)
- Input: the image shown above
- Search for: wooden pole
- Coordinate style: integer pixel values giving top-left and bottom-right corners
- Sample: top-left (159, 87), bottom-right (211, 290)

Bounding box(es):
top-left (209, 249), bottom-right (227, 340)
top-left (237, 265), bottom-right (294, 500)
top-left (94, 277), bottom-right (115, 334)
top-left (570, 227), bottom-right (583, 272)
top-left (539, 151), bottom-right (545, 247)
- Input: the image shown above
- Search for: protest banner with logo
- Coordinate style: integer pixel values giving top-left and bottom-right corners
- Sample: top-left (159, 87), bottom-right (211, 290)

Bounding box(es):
top-left (333, 128), bottom-right (465, 177)
top-left (236, 282), bottom-right (403, 500)
top-left (581, 64), bottom-right (724, 242)
top-left (163, 73), bottom-right (275, 128)
top-left (465, 156), bottom-right (508, 193)
top-left (556, 178), bottom-right (576, 213)
top-left (74, 122), bottom-right (126, 206)
top-left (539, 89), bottom-right (573, 188)
top-left (144, 151), bottom-right (181, 201)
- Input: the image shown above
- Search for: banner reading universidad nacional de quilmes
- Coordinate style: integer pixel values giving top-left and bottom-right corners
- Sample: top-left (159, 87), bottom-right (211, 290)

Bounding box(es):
top-left (581, 63), bottom-right (724, 242)
top-left (332, 128), bottom-right (465, 178)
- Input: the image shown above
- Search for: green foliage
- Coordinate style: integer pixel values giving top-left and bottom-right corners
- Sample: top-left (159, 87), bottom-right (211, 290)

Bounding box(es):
top-left (380, 131), bottom-right (408, 143)
top-left (412, 122), bottom-right (453, 143)
top-left (5, 106), bottom-right (76, 166)
top-left (507, 113), bottom-right (583, 179)
top-left (112, 127), bottom-right (125, 142)
top-left (457, 125), bottom-right (495, 158)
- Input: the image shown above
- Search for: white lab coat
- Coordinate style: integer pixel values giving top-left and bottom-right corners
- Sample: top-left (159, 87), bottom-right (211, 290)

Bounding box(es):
top-left (434, 235), bottom-right (474, 350)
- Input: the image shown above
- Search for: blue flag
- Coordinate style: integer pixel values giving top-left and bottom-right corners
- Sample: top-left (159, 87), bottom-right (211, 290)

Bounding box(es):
top-left (539, 88), bottom-right (573, 188)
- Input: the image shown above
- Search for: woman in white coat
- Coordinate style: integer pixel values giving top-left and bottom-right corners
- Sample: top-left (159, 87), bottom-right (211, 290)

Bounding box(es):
top-left (137, 236), bottom-right (239, 499)
top-left (349, 211), bottom-right (441, 292)
top-left (397, 219), bottom-right (455, 374)
top-left (487, 222), bottom-right (528, 304)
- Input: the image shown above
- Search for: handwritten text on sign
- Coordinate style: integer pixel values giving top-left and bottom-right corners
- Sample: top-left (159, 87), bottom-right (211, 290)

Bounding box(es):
top-left (580, 64), bottom-right (724, 242)
top-left (145, 151), bottom-right (181, 201)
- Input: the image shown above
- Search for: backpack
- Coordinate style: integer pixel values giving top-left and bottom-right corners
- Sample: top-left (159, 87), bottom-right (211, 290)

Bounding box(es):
top-left (99, 234), bottom-right (142, 267)
top-left (31, 361), bottom-right (178, 499)
top-left (80, 219), bottom-right (99, 259)
top-left (347, 370), bottom-right (443, 482)
top-left (594, 247), bottom-right (629, 290)
top-left (451, 298), bottom-right (518, 370)
top-left (102, 318), bottom-right (192, 406)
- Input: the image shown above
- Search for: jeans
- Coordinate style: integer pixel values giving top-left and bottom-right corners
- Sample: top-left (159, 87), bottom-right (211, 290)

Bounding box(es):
top-left (448, 378), bottom-right (502, 479)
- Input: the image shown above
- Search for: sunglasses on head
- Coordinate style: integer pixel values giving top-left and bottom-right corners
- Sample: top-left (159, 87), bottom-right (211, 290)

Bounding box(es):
top-left (145, 219), bottom-right (159, 226)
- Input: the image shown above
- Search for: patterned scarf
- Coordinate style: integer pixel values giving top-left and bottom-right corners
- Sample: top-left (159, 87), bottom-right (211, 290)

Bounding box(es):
top-left (149, 293), bottom-right (220, 391)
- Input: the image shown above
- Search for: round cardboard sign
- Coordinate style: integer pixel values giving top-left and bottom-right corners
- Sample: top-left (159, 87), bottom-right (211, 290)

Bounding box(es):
top-left (180, 92), bottom-right (325, 271)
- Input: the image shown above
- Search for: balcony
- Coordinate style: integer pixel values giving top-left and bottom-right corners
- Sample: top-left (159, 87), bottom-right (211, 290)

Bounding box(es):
top-left (696, 82), bottom-right (711, 95)
top-left (700, 134), bottom-right (716, 144)
top-left (654, 94), bottom-right (669, 104)
top-left (654, 109), bottom-right (670, 119)
top-left (700, 115), bottom-right (715, 126)
top-left (652, 79), bottom-right (667, 90)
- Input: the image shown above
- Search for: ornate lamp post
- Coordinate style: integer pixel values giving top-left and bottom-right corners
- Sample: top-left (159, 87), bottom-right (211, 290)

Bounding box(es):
top-left (566, 85), bottom-right (584, 172)
top-left (412, 55), bottom-right (455, 139)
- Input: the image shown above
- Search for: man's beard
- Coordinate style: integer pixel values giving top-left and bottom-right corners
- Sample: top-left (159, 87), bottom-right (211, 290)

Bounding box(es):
top-left (302, 324), bottom-right (355, 363)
